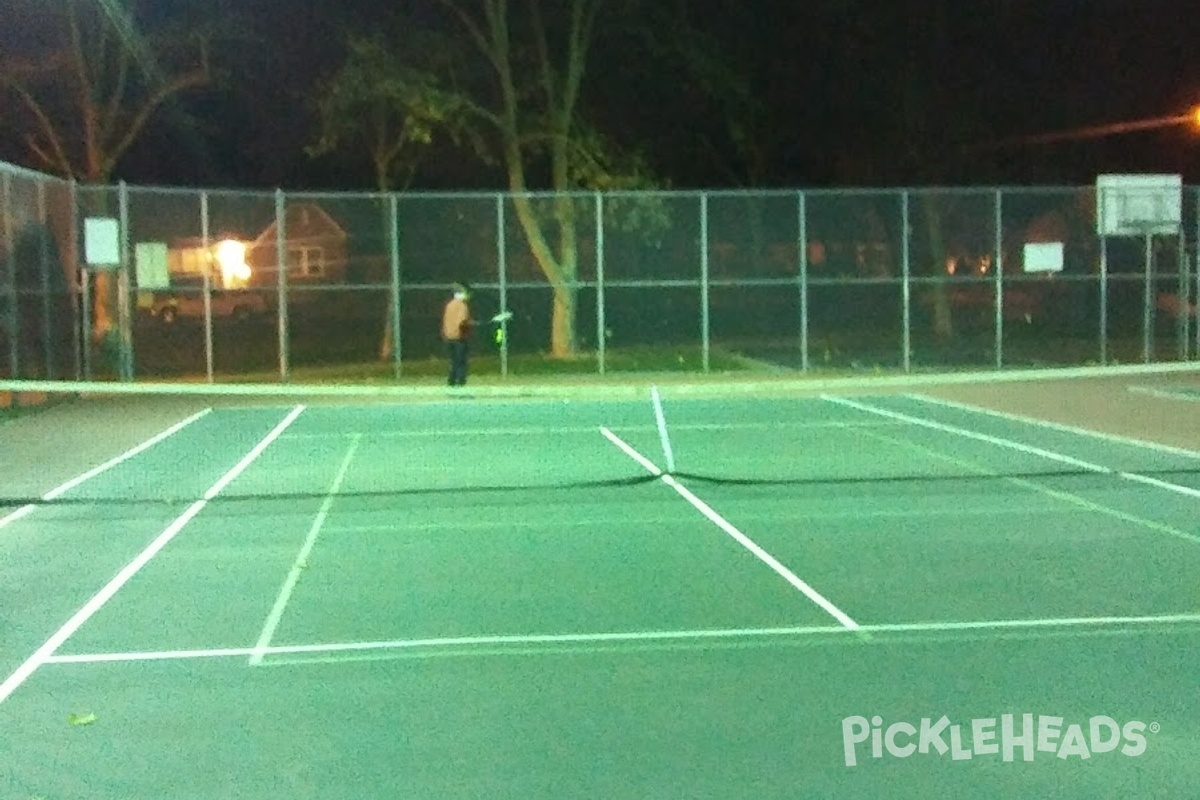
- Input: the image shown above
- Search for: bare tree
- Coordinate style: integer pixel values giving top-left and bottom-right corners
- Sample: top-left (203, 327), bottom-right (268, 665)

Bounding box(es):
top-left (0, 0), bottom-right (211, 357)
top-left (436, 0), bottom-right (604, 358)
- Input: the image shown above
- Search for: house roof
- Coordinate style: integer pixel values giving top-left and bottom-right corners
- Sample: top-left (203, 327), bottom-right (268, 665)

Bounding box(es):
top-left (251, 202), bottom-right (347, 247)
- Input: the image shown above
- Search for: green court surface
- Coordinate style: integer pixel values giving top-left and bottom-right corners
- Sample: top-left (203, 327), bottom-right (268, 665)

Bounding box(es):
top-left (2, 385), bottom-right (1200, 799)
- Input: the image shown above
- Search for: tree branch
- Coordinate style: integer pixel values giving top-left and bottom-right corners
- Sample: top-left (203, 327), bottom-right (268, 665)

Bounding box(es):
top-left (99, 43), bottom-right (134, 152)
top-left (103, 66), bottom-right (209, 176)
top-left (529, 0), bottom-right (557, 109)
top-left (432, 0), bottom-right (503, 73)
top-left (4, 79), bottom-right (73, 177)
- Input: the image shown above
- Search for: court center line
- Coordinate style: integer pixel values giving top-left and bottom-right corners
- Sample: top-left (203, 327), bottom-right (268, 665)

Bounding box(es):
top-left (908, 392), bottom-right (1200, 461)
top-left (824, 396), bottom-right (1200, 504)
top-left (650, 386), bottom-right (676, 473)
top-left (0, 407), bottom-right (212, 531)
top-left (42, 611), bottom-right (1200, 666)
top-left (0, 405), bottom-right (306, 706)
top-left (599, 427), bottom-right (859, 630)
top-left (249, 433), bottom-right (362, 666)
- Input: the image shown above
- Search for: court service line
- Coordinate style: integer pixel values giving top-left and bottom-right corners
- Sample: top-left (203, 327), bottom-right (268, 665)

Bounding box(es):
top-left (824, 396), bottom-right (1200, 504)
top-left (599, 427), bottom-right (859, 630)
top-left (278, 420), bottom-right (907, 440)
top-left (249, 433), bottom-right (362, 665)
top-left (0, 405), bottom-right (306, 706)
top-left (0, 408), bottom-right (212, 532)
top-left (321, 504), bottom-right (1092, 534)
top-left (42, 611), bottom-right (1200, 666)
top-left (849, 425), bottom-right (1200, 548)
top-left (908, 392), bottom-right (1200, 461)
top-left (650, 386), bottom-right (676, 472)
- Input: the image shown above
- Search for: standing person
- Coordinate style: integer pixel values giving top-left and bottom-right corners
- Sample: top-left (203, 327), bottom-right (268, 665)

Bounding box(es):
top-left (441, 282), bottom-right (475, 386)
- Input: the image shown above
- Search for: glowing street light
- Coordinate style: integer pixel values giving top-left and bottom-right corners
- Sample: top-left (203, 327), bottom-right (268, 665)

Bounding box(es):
top-left (967, 106), bottom-right (1200, 151)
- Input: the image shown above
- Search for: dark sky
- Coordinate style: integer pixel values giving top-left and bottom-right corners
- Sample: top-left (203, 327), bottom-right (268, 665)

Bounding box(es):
top-left (2, 0), bottom-right (1197, 190)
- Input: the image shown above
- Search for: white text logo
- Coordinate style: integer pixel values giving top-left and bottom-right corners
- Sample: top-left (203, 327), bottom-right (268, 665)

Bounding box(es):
top-left (841, 714), bottom-right (1156, 767)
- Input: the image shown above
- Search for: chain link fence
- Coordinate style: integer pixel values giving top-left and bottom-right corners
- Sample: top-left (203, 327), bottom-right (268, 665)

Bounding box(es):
top-left (2, 159), bottom-right (1197, 388)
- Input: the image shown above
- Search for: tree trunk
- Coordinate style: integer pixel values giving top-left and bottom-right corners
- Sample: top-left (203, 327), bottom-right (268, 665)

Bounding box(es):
top-left (920, 195), bottom-right (954, 340)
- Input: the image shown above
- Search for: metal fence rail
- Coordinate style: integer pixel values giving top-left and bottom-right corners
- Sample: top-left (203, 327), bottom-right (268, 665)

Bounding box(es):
top-left (1, 160), bottom-right (1196, 385)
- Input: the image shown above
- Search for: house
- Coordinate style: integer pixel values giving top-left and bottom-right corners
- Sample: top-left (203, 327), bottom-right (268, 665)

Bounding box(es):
top-left (140, 202), bottom-right (350, 323)
top-left (245, 203), bottom-right (349, 288)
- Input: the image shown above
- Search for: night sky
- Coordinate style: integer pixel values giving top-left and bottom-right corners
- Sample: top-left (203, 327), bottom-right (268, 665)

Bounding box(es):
top-left (1, 0), bottom-right (1197, 191)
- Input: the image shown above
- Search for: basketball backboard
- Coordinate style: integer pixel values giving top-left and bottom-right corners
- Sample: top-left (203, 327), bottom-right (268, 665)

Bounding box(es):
top-left (1096, 174), bottom-right (1181, 237)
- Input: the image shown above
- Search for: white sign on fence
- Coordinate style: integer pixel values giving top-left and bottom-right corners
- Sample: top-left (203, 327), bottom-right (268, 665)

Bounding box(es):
top-left (1023, 242), bottom-right (1064, 273)
top-left (84, 217), bottom-right (121, 268)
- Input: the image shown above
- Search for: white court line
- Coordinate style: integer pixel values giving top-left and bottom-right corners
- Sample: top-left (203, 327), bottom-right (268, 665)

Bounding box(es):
top-left (908, 392), bottom-right (1200, 461)
top-left (1128, 386), bottom-right (1200, 403)
top-left (320, 505), bottom-right (1091, 534)
top-left (0, 405), bottom-right (306, 706)
top-left (650, 386), bottom-right (676, 472)
top-left (824, 396), bottom-right (1200, 504)
top-left (848, 421), bottom-right (1200, 548)
top-left (599, 427), bottom-right (859, 630)
top-left (249, 433), bottom-right (362, 666)
top-left (278, 420), bottom-right (907, 440)
top-left (42, 611), bottom-right (1200, 666)
top-left (0, 408), bottom-right (212, 531)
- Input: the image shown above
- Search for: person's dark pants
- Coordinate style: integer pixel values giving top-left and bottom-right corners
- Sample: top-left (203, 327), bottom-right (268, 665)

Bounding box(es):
top-left (447, 340), bottom-right (469, 386)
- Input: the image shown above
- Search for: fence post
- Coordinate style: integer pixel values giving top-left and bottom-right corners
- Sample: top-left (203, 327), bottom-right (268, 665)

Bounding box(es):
top-left (496, 192), bottom-right (508, 378)
top-left (901, 189), bottom-right (911, 373)
top-left (700, 191), bottom-right (710, 374)
top-left (117, 180), bottom-right (133, 380)
top-left (798, 190), bottom-right (808, 373)
top-left (1195, 187), bottom-right (1199, 359)
top-left (595, 191), bottom-right (606, 375)
top-left (37, 179), bottom-right (53, 378)
top-left (201, 191), bottom-right (214, 383)
top-left (77, 184), bottom-right (92, 381)
top-left (2, 171), bottom-right (17, 382)
top-left (1099, 228), bottom-right (1109, 365)
top-left (69, 179), bottom-right (83, 381)
top-left (1177, 224), bottom-right (1188, 361)
top-left (994, 188), bottom-right (1004, 370)
top-left (1142, 230), bottom-right (1153, 363)
top-left (389, 193), bottom-right (402, 379)
top-left (275, 188), bottom-right (289, 382)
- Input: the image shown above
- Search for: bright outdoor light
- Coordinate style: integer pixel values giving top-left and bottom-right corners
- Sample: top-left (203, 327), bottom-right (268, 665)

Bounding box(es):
top-left (214, 239), bottom-right (251, 286)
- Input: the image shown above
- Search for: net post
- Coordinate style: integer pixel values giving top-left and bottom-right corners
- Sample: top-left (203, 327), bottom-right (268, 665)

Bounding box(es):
top-left (901, 189), bottom-right (911, 373)
top-left (117, 180), bottom-right (133, 381)
top-left (595, 190), bottom-right (605, 376)
top-left (798, 190), bottom-right (809, 373)
top-left (275, 188), bottom-right (290, 382)
top-left (37, 179), bottom-right (53, 378)
top-left (496, 192), bottom-right (508, 378)
top-left (2, 170), bottom-right (18, 383)
top-left (993, 188), bottom-right (1004, 370)
top-left (389, 192), bottom-right (401, 380)
top-left (700, 191), bottom-right (710, 374)
top-left (201, 190), bottom-right (214, 383)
